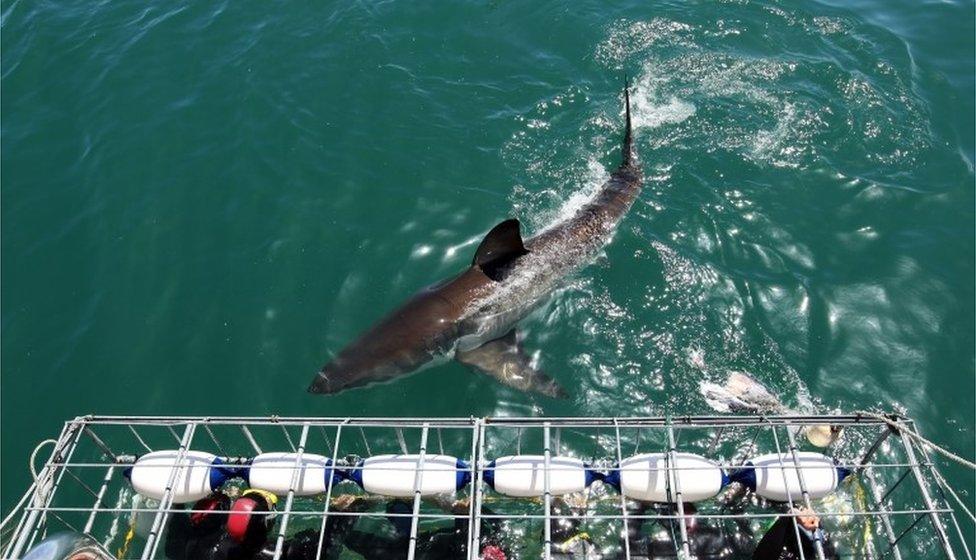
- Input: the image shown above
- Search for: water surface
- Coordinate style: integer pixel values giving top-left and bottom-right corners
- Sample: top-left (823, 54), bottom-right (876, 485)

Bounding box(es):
top-left (2, 0), bottom-right (973, 556)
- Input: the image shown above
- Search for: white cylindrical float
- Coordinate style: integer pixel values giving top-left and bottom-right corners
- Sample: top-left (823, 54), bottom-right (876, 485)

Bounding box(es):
top-left (605, 453), bottom-right (728, 503)
top-left (484, 455), bottom-right (598, 497)
top-left (125, 450), bottom-right (236, 504)
top-left (348, 454), bottom-right (471, 497)
top-left (733, 452), bottom-right (850, 501)
top-left (245, 452), bottom-right (340, 496)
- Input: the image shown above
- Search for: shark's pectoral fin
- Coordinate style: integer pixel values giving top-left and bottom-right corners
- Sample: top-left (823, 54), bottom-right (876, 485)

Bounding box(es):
top-left (456, 330), bottom-right (567, 398)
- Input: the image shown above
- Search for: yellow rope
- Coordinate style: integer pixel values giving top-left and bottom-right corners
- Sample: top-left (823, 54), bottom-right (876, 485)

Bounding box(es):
top-left (556, 531), bottom-right (592, 549)
top-left (116, 520), bottom-right (136, 559)
top-left (848, 475), bottom-right (873, 555)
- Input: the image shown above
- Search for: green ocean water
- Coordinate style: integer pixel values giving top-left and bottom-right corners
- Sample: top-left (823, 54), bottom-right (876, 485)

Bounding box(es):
top-left (2, 0), bottom-right (973, 556)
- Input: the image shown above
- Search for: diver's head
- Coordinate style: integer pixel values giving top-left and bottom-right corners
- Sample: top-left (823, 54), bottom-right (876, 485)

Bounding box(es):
top-left (481, 544), bottom-right (507, 560)
top-left (189, 492), bottom-right (230, 532)
top-left (227, 489), bottom-right (277, 543)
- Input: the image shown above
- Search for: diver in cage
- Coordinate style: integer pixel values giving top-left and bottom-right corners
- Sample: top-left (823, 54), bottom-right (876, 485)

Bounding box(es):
top-left (536, 496), bottom-right (755, 559)
top-left (623, 501), bottom-right (756, 559)
top-left (163, 489), bottom-right (281, 560)
top-left (236, 493), bottom-right (375, 560)
top-left (164, 490), bottom-right (365, 560)
top-left (548, 496), bottom-right (598, 559)
top-left (179, 488), bottom-right (282, 560)
top-left (163, 491), bottom-right (232, 560)
top-left (267, 494), bottom-right (370, 560)
top-left (173, 492), bottom-right (506, 559)
top-left (335, 496), bottom-right (509, 559)
top-left (752, 507), bottom-right (837, 560)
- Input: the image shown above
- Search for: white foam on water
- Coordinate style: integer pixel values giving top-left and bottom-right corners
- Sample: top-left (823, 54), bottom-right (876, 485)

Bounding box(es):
top-left (534, 157), bottom-right (608, 234)
top-left (520, 68), bottom-right (693, 238)
top-left (599, 24), bottom-right (836, 169)
top-left (630, 68), bottom-right (697, 130)
top-left (812, 16), bottom-right (848, 35)
top-left (595, 18), bottom-right (695, 66)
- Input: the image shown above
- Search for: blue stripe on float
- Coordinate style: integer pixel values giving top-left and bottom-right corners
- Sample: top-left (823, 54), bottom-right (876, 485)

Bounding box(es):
top-left (604, 465), bottom-right (621, 491)
top-left (349, 460), bottom-right (365, 488)
top-left (455, 459), bottom-right (471, 491)
top-left (209, 457), bottom-right (229, 490)
top-left (483, 460), bottom-right (496, 489)
top-left (584, 464), bottom-right (602, 486)
top-left (836, 466), bottom-right (851, 485)
top-left (324, 458), bottom-right (345, 486)
top-left (729, 463), bottom-right (757, 491)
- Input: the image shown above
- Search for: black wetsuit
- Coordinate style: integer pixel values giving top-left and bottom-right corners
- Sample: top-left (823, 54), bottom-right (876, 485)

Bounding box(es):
top-left (625, 523), bottom-right (755, 559)
top-left (622, 503), bottom-right (754, 560)
top-left (211, 516), bottom-right (357, 560)
top-left (640, 525), bottom-right (753, 559)
top-left (164, 493), bottom-right (355, 560)
top-left (341, 526), bottom-right (466, 559)
top-left (752, 516), bottom-right (838, 560)
top-left (165, 515), bottom-right (286, 560)
top-left (164, 501), bottom-right (229, 560)
top-left (338, 500), bottom-right (502, 559)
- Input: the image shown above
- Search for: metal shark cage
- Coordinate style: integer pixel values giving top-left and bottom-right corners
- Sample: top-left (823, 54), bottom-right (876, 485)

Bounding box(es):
top-left (1, 414), bottom-right (972, 559)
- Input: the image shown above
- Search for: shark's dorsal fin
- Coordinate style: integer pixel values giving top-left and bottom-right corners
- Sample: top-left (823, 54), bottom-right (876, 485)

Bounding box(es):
top-left (472, 219), bottom-right (528, 281)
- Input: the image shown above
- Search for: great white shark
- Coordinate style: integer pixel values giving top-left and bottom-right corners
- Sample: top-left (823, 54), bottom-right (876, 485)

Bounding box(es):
top-left (309, 83), bottom-right (642, 397)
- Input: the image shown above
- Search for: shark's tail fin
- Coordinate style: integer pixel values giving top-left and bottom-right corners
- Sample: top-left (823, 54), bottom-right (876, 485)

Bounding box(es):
top-left (621, 77), bottom-right (634, 168)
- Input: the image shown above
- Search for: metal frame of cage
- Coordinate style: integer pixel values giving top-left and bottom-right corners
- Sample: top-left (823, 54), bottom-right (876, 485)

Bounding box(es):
top-left (1, 413), bottom-right (971, 560)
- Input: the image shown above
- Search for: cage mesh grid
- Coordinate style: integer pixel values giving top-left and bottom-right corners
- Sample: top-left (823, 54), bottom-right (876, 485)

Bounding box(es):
top-left (0, 414), bottom-right (970, 560)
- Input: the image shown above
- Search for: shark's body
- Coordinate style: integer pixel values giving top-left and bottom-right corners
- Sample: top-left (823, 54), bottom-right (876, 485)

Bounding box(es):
top-left (309, 84), bottom-right (642, 397)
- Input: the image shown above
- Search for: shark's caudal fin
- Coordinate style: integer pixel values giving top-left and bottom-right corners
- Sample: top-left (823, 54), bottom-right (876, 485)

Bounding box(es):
top-left (621, 77), bottom-right (634, 168)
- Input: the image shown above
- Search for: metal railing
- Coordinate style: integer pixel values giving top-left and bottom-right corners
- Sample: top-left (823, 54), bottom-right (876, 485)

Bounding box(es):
top-left (1, 413), bottom-right (971, 559)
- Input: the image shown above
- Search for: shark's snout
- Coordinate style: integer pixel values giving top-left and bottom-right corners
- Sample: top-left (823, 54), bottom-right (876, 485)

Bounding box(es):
top-left (307, 370), bottom-right (336, 394)
top-left (308, 353), bottom-right (421, 396)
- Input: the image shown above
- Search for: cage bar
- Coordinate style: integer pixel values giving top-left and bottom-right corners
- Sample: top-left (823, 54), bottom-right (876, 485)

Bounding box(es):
top-left (0, 413), bottom-right (970, 560)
